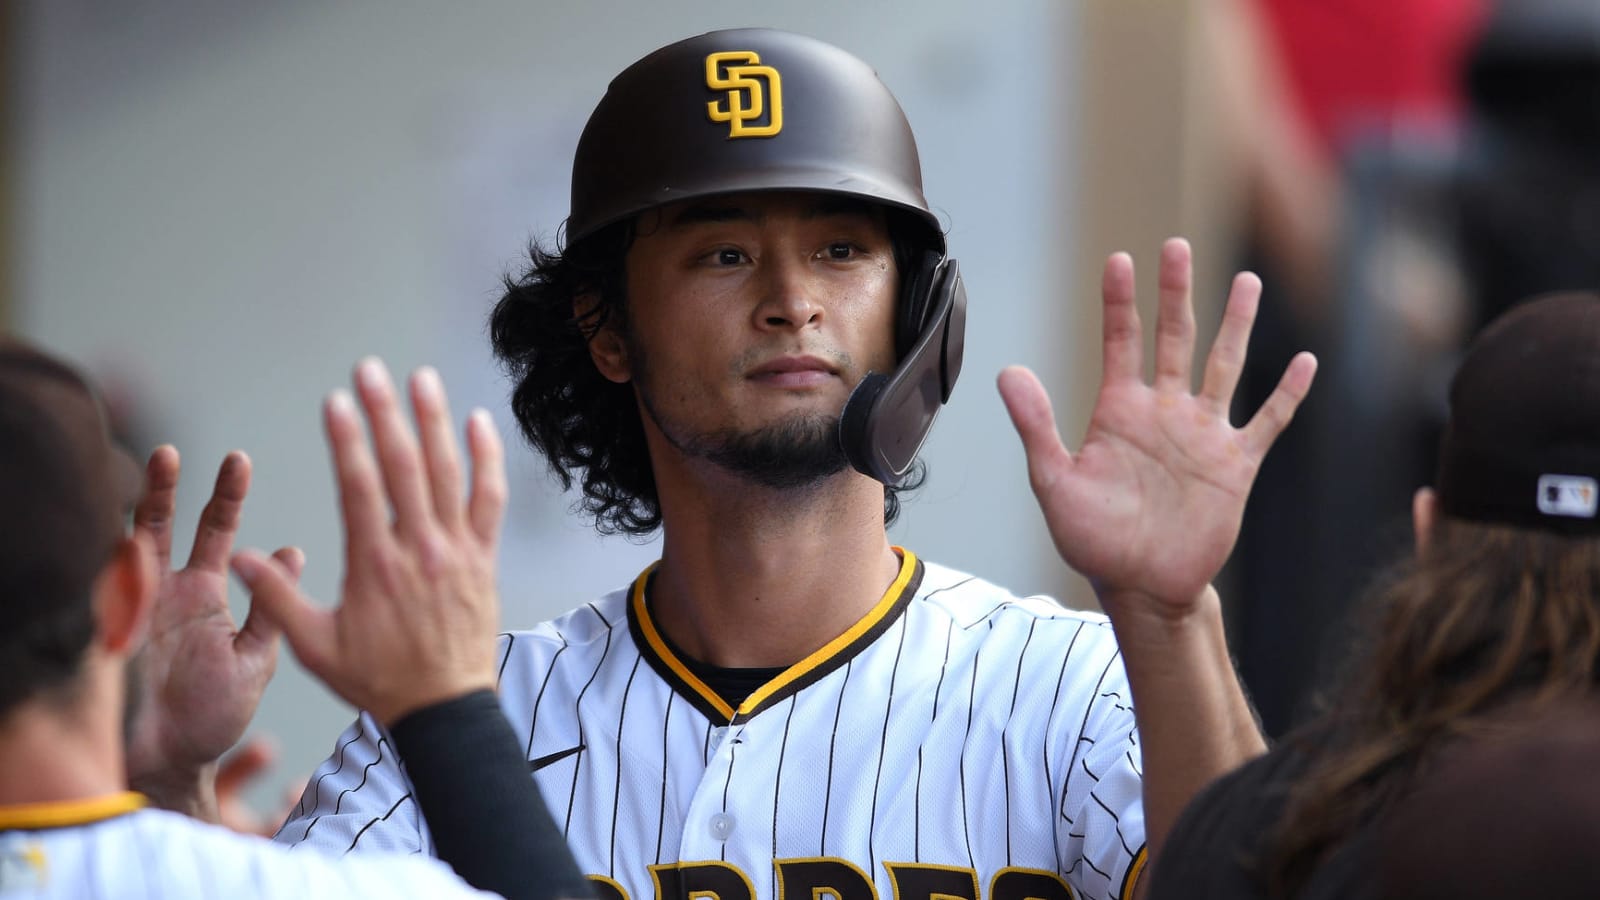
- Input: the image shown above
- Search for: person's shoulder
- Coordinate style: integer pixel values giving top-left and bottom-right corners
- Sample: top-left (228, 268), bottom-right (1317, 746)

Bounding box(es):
top-left (915, 558), bottom-right (1114, 630)
top-left (497, 580), bottom-right (635, 652)
top-left (129, 808), bottom-right (490, 897)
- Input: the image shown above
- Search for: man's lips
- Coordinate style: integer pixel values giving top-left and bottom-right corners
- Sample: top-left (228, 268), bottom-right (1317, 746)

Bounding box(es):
top-left (747, 356), bottom-right (839, 388)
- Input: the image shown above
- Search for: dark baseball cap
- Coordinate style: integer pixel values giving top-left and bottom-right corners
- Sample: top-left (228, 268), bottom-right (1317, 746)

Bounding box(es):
top-left (1435, 292), bottom-right (1600, 533)
top-left (0, 337), bottom-right (142, 624)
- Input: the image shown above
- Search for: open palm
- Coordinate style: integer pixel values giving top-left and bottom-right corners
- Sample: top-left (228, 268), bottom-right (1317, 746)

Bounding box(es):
top-left (125, 448), bottom-right (299, 798)
top-left (1001, 239), bottom-right (1316, 613)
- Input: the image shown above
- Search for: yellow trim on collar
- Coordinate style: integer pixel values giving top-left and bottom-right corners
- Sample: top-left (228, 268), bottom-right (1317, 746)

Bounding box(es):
top-left (631, 562), bottom-right (737, 721)
top-left (629, 548), bottom-right (920, 721)
top-left (737, 548), bottom-right (917, 715)
top-left (0, 791), bottom-right (145, 830)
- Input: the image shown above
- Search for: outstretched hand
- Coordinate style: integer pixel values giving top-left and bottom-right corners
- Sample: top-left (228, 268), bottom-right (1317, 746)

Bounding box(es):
top-left (232, 360), bottom-right (506, 726)
top-left (1000, 238), bottom-right (1316, 617)
top-left (125, 447), bottom-right (303, 819)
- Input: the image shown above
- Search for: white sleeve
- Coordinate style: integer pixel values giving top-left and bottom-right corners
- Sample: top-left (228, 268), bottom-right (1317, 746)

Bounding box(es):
top-left (1057, 651), bottom-right (1147, 900)
top-left (274, 711), bottom-right (435, 856)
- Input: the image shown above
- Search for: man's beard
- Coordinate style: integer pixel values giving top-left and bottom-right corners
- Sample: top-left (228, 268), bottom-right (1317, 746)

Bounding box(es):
top-left (633, 361), bottom-right (851, 491)
top-left (682, 411), bottom-right (849, 490)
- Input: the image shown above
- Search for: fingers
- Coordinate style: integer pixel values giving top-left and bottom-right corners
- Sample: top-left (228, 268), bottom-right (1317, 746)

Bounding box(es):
top-left (1198, 272), bottom-right (1263, 417)
top-left (1153, 238), bottom-right (1197, 392)
top-left (186, 451), bottom-right (252, 572)
top-left (997, 366), bottom-right (1074, 494)
top-left (215, 736), bottom-right (277, 801)
top-left (411, 367), bottom-right (466, 530)
top-left (466, 409), bottom-right (507, 546)
top-left (325, 389), bottom-right (389, 555)
top-left (354, 359), bottom-right (432, 538)
top-left (134, 445), bottom-right (181, 571)
top-left (1100, 252), bottom-right (1143, 384)
top-left (1240, 351), bottom-right (1318, 458)
top-left (232, 550), bottom-right (336, 678)
top-left (237, 546), bottom-right (304, 653)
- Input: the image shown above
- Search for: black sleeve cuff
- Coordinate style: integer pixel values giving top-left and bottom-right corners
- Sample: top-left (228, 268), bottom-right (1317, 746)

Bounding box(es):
top-left (390, 690), bottom-right (594, 900)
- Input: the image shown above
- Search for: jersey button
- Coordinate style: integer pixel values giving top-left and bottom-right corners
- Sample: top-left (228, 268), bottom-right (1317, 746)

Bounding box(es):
top-left (709, 812), bottom-right (735, 841)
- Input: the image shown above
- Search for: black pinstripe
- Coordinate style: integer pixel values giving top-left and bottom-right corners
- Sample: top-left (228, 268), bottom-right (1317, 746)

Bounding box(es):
top-left (1044, 622), bottom-right (1087, 873)
top-left (562, 604), bottom-right (615, 837)
top-left (297, 719), bottom-right (368, 841)
top-left (866, 613), bottom-right (910, 876)
top-left (333, 737), bottom-right (389, 814)
top-left (772, 695), bottom-right (799, 899)
top-left (347, 792), bottom-right (413, 853)
top-left (496, 631), bottom-right (516, 686)
top-left (719, 738), bottom-right (738, 863)
top-left (818, 658), bottom-right (853, 854)
top-left (958, 643), bottom-right (981, 870)
top-left (655, 689), bottom-right (675, 865)
top-left (1063, 643), bottom-right (1122, 823)
top-left (610, 655), bottom-right (643, 876)
top-left (915, 616), bottom-right (956, 861)
top-left (526, 628), bottom-right (571, 759)
top-left (1002, 620), bottom-right (1040, 864)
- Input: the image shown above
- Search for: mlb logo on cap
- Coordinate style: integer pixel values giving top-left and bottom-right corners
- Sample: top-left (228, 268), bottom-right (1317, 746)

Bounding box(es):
top-left (1537, 474), bottom-right (1598, 518)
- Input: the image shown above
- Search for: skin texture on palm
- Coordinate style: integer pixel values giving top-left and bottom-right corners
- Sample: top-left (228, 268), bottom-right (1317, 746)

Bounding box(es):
top-left (998, 238), bottom-right (1316, 868)
top-left (233, 361), bottom-right (507, 727)
top-left (124, 447), bottom-right (302, 823)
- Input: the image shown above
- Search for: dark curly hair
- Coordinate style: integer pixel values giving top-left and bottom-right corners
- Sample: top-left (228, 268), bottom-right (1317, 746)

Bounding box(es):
top-left (489, 212), bottom-right (930, 537)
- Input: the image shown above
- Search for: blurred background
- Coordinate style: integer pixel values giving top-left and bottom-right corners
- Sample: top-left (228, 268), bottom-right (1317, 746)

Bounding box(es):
top-left (4, 0), bottom-right (1596, 812)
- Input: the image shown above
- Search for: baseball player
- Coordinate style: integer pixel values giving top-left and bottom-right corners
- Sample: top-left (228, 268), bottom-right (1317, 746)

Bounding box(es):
top-left (1146, 292), bottom-right (1600, 898)
top-left (275, 28), bottom-right (1315, 900)
top-left (0, 337), bottom-right (590, 899)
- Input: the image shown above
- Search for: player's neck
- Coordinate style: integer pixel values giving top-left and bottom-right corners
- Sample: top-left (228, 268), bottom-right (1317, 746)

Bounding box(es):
top-left (650, 465), bottom-right (900, 669)
top-left (0, 676), bottom-right (128, 806)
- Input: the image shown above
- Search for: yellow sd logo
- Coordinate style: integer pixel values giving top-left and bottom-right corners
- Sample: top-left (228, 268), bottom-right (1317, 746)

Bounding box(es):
top-left (705, 51), bottom-right (782, 138)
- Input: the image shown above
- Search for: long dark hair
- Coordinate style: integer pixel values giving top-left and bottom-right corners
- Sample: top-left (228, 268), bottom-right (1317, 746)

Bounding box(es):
top-left (1261, 516), bottom-right (1600, 896)
top-left (489, 213), bottom-right (927, 536)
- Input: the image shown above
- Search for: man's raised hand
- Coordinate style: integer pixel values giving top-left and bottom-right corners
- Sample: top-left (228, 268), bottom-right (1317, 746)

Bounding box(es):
top-left (125, 447), bottom-right (302, 820)
top-left (1000, 238), bottom-right (1316, 616)
top-left (232, 359), bottom-right (506, 726)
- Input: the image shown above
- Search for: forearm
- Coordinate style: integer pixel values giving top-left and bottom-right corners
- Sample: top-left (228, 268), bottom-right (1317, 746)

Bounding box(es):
top-left (389, 690), bottom-right (594, 900)
top-left (1101, 585), bottom-right (1265, 859)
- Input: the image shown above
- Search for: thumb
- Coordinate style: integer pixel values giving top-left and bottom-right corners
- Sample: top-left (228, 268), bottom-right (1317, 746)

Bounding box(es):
top-left (997, 366), bottom-right (1074, 482)
top-left (231, 550), bottom-right (336, 678)
top-left (235, 546), bottom-right (306, 656)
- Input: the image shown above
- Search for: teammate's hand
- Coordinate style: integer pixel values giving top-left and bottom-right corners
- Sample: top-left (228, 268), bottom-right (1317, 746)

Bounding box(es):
top-left (233, 359), bottom-right (506, 726)
top-left (213, 736), bottom-right (306, 837)
top-left (999, 238), bottom-right (1316, 618)
top-left (124, 447), bottom-right (303, 821)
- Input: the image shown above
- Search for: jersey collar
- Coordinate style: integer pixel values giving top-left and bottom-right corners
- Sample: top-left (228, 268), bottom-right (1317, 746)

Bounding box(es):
top-left (0, 791), bottom-right (145, 831)
top-left (627, 547), bottom-right (925, 724)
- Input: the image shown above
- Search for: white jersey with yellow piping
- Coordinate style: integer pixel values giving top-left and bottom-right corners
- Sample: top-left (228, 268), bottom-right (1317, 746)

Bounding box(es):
top-left (278, 549), bottom-right (1147, 900)
top-left (0, 792), bottom-right (499, 899)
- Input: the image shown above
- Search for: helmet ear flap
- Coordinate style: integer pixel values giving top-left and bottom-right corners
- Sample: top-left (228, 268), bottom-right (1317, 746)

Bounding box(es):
top-left (896, 250), bottom-right (945, 359)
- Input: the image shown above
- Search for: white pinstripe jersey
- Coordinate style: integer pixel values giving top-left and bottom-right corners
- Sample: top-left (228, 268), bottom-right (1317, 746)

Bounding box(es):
top-left (0, 792), bottom-right (499, 899)
top-left (278, 550), bottom-right (1147, 900)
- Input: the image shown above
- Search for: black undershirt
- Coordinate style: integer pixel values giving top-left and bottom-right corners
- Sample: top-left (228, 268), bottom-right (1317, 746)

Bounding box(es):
top-left (655, 620), bottom-right (788, 709)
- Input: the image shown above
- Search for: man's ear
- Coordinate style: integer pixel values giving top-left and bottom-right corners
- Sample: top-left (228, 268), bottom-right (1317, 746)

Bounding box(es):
top-left (92, 531), bottom-right (157, 656)
top-left (576, 292), bottom-right (631, 384)
top-left (1412, 486), bottom-right (1438, 558)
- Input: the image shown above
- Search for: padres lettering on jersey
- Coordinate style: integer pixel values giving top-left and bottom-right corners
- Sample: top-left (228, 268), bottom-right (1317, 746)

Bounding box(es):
top-left (279, 550), bottom-right (1147, 900)
top-left (0, 792), bottom-right (498, 899)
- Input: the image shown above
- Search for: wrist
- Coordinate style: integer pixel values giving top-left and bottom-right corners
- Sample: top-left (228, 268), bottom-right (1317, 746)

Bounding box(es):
top-left (371, 678), bottom-right (497, 728)
top-left (1095, 583), bottom-right (1221, 630)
